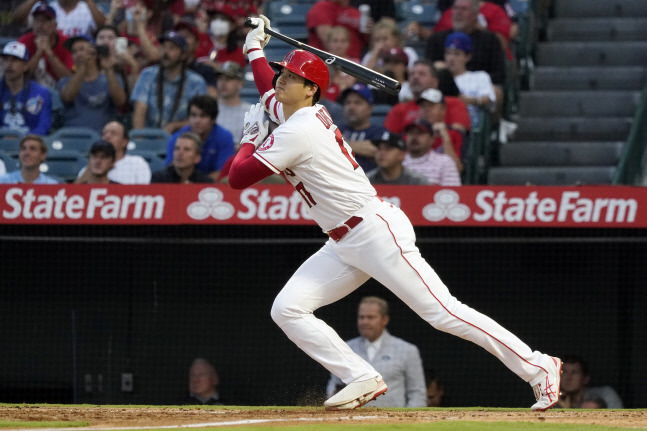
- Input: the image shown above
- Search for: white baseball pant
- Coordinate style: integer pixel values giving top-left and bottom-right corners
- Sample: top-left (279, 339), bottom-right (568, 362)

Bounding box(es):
top-left (270, 197), bottom-right (549, 385)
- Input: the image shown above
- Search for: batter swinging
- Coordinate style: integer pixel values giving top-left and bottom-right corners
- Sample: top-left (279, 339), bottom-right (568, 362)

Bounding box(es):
top-left (228, 16), bottom-right (562, 411)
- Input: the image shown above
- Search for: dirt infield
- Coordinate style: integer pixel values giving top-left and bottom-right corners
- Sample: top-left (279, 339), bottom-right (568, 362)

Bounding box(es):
top-left (1, 405), bottom-right (646, 429)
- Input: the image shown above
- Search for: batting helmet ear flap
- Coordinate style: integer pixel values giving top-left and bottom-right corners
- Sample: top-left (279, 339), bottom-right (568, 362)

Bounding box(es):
top-left (272, 73), bottom-right (279, 89)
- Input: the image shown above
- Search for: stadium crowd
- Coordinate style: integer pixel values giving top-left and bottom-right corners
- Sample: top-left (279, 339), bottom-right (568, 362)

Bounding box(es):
top-left (0, 0), bottom-right (523, 185)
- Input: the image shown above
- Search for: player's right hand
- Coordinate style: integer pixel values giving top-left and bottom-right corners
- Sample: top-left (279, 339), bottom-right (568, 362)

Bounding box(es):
top-left (243, 15), bottom-right (271, 55)
top-left (241, 103), bottom-right (269, 148)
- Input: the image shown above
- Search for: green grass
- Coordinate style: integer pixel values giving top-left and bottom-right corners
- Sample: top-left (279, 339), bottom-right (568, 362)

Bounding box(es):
top-left (0, 421), bottom-right (89, 428)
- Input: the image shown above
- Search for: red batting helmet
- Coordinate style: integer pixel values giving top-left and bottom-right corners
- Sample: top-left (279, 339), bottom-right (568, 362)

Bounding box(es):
top-left (269, 49), bottom-right (329, 96)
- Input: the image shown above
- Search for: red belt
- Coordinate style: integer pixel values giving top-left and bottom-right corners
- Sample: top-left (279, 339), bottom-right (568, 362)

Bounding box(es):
top-left (327, 216), bottom-right (363, 242)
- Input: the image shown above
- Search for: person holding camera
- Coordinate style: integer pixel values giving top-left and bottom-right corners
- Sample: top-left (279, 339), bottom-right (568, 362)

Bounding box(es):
top-left (57, 33), bottom-right (127, 130)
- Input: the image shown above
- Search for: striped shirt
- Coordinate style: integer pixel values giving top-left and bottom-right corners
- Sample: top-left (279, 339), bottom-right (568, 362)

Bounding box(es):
top-left (402, 150), bottom-right (462, 186)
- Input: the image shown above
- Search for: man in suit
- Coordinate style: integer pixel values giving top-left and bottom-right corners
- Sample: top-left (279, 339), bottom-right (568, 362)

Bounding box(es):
top-left (326, 296), bottom-right (427, 407)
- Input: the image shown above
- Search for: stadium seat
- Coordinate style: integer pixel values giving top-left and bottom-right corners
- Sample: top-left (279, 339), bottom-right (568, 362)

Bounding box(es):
top-left (45, 127), bottom-right (101, 154)
top-left (39, 150), bottom-right (87, 182)
top-left (0, 149), bottom-right (19, 173)
top-left (396, 1), bottom-right (441, 27)
top-left (0, 128), bottom-right (25, 154)
top-left (127, 128), bottom-right (171, 157)
top-left (370, 104), bottom-right (393, 127)
top-left (128, 149), bottom-right (166, 174)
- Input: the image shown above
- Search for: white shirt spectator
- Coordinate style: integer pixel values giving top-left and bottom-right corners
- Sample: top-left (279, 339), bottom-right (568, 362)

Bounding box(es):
top-left (30, 1), bottom-right (96, 37)
top-left (217, 101), bottom-right (251, 144)
top-left (454, 70), bottom-right (497, 128)
top-left (109, 154), bottom-right (151, 184)
top-left (403, 150), bottom-right (461, 186)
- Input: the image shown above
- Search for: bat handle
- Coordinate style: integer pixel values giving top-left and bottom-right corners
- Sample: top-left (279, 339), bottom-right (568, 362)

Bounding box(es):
top-left (244, 17), bottom-right (258, 29)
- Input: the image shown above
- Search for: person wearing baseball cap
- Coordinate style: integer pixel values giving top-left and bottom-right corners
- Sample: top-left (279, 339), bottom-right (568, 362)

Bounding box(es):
top-left (365, 130), bottom-right (428, 185)
top-left (402, 117), bottom-right (461, 186)
top-left (74, 140), bottom-right (119, 184)
top-left (0, 41), bottom-right (53, 135)
top-left (337, 83), bottom-right (386, 172)
top-left (130, 30), bottom-right (207, 132)
top-left (416, 88), bottom-right (464, 172)
top-left (215, 61), bottom-right (251, 143)
top-left (444, 31), bottom-right (497, 129)
top-left (57, 32), bottom-right (127, 130)
top-left (17, 1), bottom-right (74, 87)
top-left (174, 17), bottom-right (217, 97)
top-left (12, 0), bottom-right (105, 38)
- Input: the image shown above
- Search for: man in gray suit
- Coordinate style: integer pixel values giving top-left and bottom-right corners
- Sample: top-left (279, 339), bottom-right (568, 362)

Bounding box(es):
top-left (326, 296), bottom-right (427, 407)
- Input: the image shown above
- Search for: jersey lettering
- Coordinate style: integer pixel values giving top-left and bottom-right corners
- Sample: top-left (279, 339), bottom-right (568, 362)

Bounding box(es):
top-left (315, 106), bottom-right (359, 170)
top-left (295, 181), bottom-right (317, 208)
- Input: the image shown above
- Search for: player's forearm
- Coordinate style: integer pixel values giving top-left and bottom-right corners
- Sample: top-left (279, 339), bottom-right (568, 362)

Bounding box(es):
top-left (249, 54), bottom-right (276, 95)
top-left (228, 143), bottom-right (273, 189)
top-left (59, 71), bottom-right (86, 103)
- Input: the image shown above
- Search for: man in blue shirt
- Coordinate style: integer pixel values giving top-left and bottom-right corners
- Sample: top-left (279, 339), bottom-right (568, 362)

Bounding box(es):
top-left (338, 83), bottom-right (386, 173)
top-left (165, 95), bottom-right (234, 181)
top-left (0, 134), bottom-right (59, 183)
top-left (0, 41), bottom-right (52, 135)
top-left (130, 31), bottom-right (207, 134)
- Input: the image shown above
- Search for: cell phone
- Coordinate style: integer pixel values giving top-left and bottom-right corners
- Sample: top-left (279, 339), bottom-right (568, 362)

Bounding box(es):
top-left (115, 37), bottom-right (128, 54)
top-left (96, 44), bottom-right (110, 58)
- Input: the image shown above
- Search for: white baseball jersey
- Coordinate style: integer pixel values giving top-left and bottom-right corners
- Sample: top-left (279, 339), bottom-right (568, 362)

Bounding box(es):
top-left (254, 90), bottom-right (376, 232)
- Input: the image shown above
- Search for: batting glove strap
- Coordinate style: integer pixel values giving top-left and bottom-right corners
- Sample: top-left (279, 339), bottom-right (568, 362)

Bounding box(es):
top-left (247, 48), bottom-right (265, 61)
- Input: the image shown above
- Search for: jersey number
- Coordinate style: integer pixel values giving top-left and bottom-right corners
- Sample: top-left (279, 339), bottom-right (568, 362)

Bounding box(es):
top-left (316, 107), bottom-right (359, 170)
top-left (295, 182), bottom-right (316, 208)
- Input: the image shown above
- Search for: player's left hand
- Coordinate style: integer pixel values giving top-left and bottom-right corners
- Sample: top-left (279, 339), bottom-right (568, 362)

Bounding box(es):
top-left (241, 103), bottom-right (269, 148)
top-left (243, 15), bottom-right (271, 55)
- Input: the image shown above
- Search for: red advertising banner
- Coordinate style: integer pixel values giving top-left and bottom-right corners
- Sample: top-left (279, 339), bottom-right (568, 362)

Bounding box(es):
top-left (0, 184), bottom-right (643, 227)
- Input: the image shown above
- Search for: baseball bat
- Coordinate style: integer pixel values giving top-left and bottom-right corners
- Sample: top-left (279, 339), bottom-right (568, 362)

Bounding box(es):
top-left (244, 18), bottom-right (401, 96)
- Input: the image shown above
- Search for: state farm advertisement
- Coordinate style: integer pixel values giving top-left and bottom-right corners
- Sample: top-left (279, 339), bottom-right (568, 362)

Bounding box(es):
top-left (0, 184), bottom-right (643, 227)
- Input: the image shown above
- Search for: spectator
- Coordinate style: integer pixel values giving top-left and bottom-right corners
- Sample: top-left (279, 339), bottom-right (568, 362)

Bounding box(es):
top-left (444, 32), bottom-right (496, 129)
top-left (417, 88), bottom-right (464, 171)
top-left (152, 132), bottom-right (213, 183)
top-left (338, 83), bottom-right (386, 173)
top-left (12, 0), bottom-right (106, 37)
top-left (365, 130), bottom-right (428, 185)
top-left (383, 59), bottom-right (470, 134)
top-left (322, 26), bottom-right (357, 103)
top-left (1, 41), bottom-right (53, 135)
top-left (425, 0), bottom-right (506, 108)
top-left (556, 355), bottom-right (624, 409)
top-left (433, 0), bottom-right (516, 60)
top-left (80, 120), bottom-right (151, 183)
top-left (362, 17), bottom-right (418, 73)
top-left (165, 95), bottom-right (234, 181)
top-left (94, 24), bottom-right (140, 93)
top-left (74, 140), bottom-right (119, 184)
top-left (106, 0), bottom-right (161, 69)
top-left (57, 34), bottom-right (127, 130)
top-left (174, 17), bottom-right (217, 98)
top-left (402, 118), bottom-right (461, 186)
top-left (326, 296), bottom-right (427, 408)
top-left (350, 0), bottom-right (396, 22)
top-left (375, 47), bottom-right (409, 105)
top-left (205, 12), bottom-right (245, 68)
top-left (130, 31), bottom-right (207, 133)
top-left (215, 61), bottom-right (250, 144)
top-left (18, 2), bottom-right (74, 88)
top-left (0, 134), bottom-right (59, 183)
top-left (306, 0), bottom-right (368, 60)
top-left (182, 357), bottom-right (224, 405)
top-left (425, 370), bottom-right (446, 407)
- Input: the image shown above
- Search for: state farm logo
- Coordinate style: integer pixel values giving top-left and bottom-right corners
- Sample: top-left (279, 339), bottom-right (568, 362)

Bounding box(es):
top-left (422, 189), bottom-right (470, 222)
top-left (187, 188), bottom-right (235, 220)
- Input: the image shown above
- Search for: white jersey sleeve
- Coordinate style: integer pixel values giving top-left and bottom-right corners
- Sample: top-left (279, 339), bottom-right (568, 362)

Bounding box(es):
top-left (261, 89), bottom-right (285, 124)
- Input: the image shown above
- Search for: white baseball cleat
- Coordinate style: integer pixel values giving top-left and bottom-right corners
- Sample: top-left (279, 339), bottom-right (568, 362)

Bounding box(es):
top-left (530, 356), bottom-right (562, 411)
top-left (324, 376), bottom-right (388, 411)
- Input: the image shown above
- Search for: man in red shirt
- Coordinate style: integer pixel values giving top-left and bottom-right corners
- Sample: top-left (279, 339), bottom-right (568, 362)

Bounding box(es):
top-left (383, 59), bottom-right (470, 134)
top-left (306, 0), bottom-right (368, 60)
top-left (18, 2), bottom-right (73, 88)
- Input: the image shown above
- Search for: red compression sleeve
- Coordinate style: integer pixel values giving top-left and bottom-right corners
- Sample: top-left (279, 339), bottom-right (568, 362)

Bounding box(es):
top-left (228, 143), bottom-right (275, 189)
top-left (248, 53), bottom-right (276, 95)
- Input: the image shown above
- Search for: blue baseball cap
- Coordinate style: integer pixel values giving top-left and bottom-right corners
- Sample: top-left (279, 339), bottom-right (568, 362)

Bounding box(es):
top-left (159, 31), bottom-right (187, 50)
top-left (64, 34), bottom-right (95, 52)
top-left (1, 41), bottom-right (30, 61)
top-left (445, 31), bottom-right (472, 53)
top-left (339, 83), bottom-right (374, 104)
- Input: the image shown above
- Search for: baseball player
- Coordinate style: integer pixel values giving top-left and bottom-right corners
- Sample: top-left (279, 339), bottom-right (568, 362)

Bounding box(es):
top-left (228, 16), bottom-right (562, 411)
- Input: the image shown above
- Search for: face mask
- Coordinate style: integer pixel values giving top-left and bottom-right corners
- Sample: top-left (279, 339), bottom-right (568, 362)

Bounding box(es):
top-left (210, 19), bottom-right (230, 37)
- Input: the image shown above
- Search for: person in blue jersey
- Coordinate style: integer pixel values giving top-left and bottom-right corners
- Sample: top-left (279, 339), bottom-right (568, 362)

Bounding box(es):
top-left (0, 41), bottom-right (52, 135)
